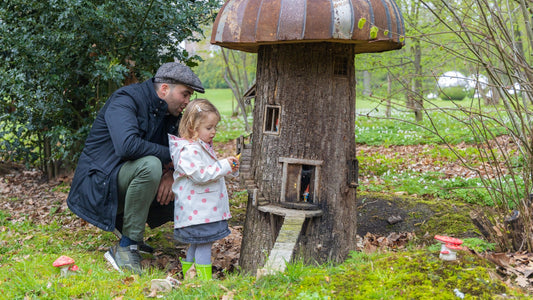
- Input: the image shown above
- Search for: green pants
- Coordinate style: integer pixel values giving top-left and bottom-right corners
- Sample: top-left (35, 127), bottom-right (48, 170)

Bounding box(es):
top-left (117, 156), bottom-right (162, 242)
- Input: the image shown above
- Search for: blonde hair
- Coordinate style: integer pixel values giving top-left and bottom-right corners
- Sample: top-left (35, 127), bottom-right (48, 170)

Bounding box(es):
top-left (179, 99), bottom-right (221, 140)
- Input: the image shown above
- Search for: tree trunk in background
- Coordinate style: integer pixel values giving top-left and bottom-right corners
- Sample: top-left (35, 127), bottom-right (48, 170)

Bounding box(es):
top-left (221, 48), bottom-right (251, 131)
top-left (412, 38), bottom-right (423, 122)
top-left (239, 43), bottom-right (358, 274)
top-left (386, 72), bottom-right (392, 117)
top-left (363, 70), bottom-right (371, 96)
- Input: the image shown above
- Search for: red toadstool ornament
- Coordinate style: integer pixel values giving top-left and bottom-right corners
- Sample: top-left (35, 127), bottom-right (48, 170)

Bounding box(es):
top-left (53, 255), bottom-right (79, 277)
top-left (434, 235), bottom-right (463, 261)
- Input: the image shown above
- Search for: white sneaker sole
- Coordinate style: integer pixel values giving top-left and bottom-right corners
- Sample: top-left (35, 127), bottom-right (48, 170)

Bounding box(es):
top-left (104, 250), bottom-right (124, 273)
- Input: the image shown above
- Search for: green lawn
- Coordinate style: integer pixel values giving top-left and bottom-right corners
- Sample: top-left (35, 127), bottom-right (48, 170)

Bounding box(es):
top-left (202, 89), bottom-right (236, 116)
top-left (0, 213), bottom-right (526, 299)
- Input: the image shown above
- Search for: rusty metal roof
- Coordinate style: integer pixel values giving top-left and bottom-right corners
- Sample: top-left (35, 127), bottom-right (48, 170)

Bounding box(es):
top-left (211, 0), bottom-right (405, 53)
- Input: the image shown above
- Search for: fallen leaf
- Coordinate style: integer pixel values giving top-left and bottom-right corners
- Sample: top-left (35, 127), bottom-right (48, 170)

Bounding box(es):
top-left (515, 276), bottom-right (529, 288)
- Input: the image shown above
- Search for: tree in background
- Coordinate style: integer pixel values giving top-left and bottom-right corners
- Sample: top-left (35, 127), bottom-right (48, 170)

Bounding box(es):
top-left (355, 0), bottom-right (473, 121)
top-left (420, 0), bottom-right (533, 252)
top-left (355, 0), bottom-right (441, 120)
top-left (193, 54), bottom-right (229, 89)
top-left (0, 0), bottom-right (220, 178)
top-left (220, 48), bottom-right (255, 132)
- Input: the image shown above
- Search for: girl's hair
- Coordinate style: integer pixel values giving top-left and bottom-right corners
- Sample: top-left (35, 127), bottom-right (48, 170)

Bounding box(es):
top-left (179, 99), bottom-right (221, 140)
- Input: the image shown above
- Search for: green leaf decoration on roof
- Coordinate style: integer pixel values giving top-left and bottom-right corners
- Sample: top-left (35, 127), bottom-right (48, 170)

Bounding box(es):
top-left (358, 18), bottom-right (366, 29)
top-left (370, 26), bottom-right (379, 39)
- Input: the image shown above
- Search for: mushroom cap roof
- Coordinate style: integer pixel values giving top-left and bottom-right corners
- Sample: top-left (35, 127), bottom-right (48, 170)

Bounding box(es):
top-left (211, 0), bottom-right (405, 53)
top-left (53, 255), bottom-right (75, 267)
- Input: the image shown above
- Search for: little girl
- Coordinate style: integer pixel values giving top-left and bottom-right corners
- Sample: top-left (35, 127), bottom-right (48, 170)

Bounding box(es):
top-left (168, 99), bottom-right (239, 280)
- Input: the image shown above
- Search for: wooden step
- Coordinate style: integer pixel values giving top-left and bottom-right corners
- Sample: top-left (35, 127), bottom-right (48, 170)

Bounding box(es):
top-left (256, 204), bottom-right (323, 278)
top-left (256, 213), bottom-right (304, 278)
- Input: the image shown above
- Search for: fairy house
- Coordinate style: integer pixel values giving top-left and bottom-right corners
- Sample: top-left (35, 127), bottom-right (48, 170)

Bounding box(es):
top-left (211, 0), bottom-right (405, 275)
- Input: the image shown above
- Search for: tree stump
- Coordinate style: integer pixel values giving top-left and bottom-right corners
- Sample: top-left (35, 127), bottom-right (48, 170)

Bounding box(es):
top-left (239, 43), bottom-right (358, 274)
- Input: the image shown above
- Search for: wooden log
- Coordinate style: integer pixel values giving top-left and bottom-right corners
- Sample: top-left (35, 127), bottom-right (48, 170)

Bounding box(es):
top-left (469, 210), bottom-right (509, 251)
top-left (504, 210), bottom-right (525, 251)
top-left (469, 210), bottom-right (495, 239)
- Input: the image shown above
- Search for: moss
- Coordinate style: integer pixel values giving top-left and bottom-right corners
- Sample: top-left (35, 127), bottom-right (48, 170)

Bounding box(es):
top-left (292, 251), bottom-right (522, 299)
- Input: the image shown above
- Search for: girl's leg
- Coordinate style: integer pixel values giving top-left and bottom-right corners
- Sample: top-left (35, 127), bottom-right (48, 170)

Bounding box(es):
top-left (194, 242), bottom-right (213, 280)
top-left (194, 242), bottom-right (213, 265)
top-left (181, 244), bottom-right (196, 278)
top-left (185, 244), bottom-right (197, 262)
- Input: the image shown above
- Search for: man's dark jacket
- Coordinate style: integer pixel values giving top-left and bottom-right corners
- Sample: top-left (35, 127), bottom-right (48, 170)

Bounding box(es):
top-left (67, 79), bottom-right (179, 232)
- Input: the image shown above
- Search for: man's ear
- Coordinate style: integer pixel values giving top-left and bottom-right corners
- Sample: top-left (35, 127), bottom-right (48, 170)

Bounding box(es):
top-left (159, 83), bottom-right (172, 98)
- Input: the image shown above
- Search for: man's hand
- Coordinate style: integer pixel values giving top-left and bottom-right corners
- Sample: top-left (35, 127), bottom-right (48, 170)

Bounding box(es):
top-left (157, 170), bottom-right (174, 205)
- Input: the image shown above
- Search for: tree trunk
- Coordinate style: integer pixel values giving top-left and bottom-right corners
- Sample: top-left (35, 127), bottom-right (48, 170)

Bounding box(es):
top-left (239, 43), bottom-right (358, 274)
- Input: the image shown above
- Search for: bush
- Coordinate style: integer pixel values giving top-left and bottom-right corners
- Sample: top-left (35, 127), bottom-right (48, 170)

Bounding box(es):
top-left (0, 0), bottom-right (221, 176)
top-left (439, 86), bottom-right (467, 100)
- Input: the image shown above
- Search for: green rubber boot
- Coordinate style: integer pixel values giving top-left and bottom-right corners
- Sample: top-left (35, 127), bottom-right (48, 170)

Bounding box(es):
top-left (196, 264), bottom-right (212, 281)
top-left (180, 258), bottom-right (194, 277)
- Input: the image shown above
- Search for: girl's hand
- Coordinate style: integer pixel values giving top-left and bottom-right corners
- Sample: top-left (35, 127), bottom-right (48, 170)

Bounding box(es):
top-left (228, 156), bottom-right (240, 172)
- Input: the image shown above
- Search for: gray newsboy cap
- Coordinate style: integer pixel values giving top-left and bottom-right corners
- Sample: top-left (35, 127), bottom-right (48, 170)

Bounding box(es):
top-left (154, 62), bottom-right (205, 93)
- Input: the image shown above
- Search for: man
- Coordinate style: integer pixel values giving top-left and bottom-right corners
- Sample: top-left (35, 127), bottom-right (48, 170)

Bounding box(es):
top-left (67, 62), bottom-right (204, 274)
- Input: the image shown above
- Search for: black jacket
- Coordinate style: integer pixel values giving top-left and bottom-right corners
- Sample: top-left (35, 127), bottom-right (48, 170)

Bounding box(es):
top-left (67, 79), bottom-right (179, 231)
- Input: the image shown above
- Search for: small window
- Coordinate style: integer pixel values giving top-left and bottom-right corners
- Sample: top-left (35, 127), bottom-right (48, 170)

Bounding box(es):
top-left (264, 105), bottom-right (280, 134)
top-left (334, 55), bottom-right (348, 76)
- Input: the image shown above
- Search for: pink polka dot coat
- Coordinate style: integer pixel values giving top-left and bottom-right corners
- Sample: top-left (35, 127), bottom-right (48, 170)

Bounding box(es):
top-left (168, 134), bottom-right (236, 229)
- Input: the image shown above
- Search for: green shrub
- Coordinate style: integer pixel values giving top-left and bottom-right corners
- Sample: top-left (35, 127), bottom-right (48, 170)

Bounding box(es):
top-left (439, 86), bottom-right (467, 100)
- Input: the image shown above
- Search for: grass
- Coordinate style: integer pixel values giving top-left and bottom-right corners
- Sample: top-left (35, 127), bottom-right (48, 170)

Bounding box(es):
top-left (202, 89), bottom-right (236, 116)
top-left (0, 213), bottom-right (526, 299)
top-left (0, 216), bottom-right (525, 299)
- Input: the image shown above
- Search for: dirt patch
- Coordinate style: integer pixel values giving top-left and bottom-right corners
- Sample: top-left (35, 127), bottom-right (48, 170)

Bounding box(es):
top-left (356, 191), bottom-right (479, 239)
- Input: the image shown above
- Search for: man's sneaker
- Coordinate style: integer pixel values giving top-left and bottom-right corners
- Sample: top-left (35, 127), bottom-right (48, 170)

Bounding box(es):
top-left (104, 243), bottom-right (143, 275)
top-left (138, 242), bottom-right (155, 254)
top-left (113, 228), bottom-right (155, 254)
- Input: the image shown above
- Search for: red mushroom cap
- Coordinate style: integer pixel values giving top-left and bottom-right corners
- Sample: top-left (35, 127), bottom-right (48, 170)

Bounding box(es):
top-left (52, 255), bottom-right (75, 267)
top-left (434, 235), bottom-right (463, 245)
top-left (69, 265), bottom-right (79, 272)
top-left (445, 243), bottom-right (463, 251)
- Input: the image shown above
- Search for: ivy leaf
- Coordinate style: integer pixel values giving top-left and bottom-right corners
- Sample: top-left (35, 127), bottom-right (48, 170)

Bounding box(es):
top-left (400, 36), bottom-right (405, 43)
top-left (384, 29), bottom-right (389, 36)
top-left (358, 18), bottom-right (366, 29)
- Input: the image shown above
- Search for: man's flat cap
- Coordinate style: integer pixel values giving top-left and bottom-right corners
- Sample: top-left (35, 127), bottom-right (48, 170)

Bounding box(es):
top-left (154, 62), bottom-right (205, 93)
